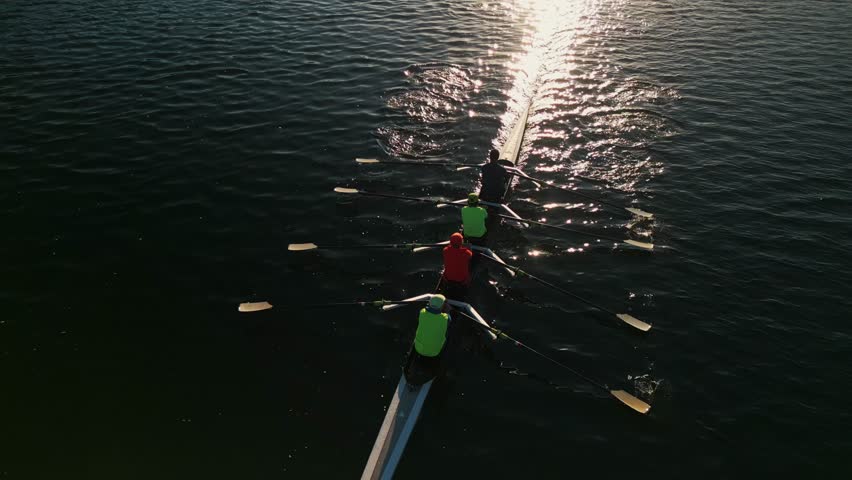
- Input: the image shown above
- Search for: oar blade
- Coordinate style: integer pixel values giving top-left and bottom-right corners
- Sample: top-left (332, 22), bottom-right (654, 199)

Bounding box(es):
top-left (616, 313), bottom-right (652, 332)
top-left (355, 158), bottom-right (379, 164)
top-left (625, 207), bottom-right (654, 219)
top-left (238, 301), bottom-right (273, 313)
top-left (610, 390), bottom-right (651, 414)
top-left (334, 187), bottom-right (359, 194)
top-left (288, 243), bottom-right (318, 251)
top-left (624, 239), bottom-right (654, 250)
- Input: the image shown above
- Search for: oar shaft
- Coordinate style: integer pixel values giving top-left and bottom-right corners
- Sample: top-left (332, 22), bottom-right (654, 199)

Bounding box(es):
top-left (507, 169), bottom-right (601, 186)
top-left (495, 213), bottom-right (625, 244)
top-left (364, 160), bottom-right (481, 168)
top-left (503, 332), bottom-right (608, 391)
top-left (521, 172), bottom-right (621, 209)
top-left (306, 243), bottom-right (443, 250)
top-left (452, 309), bottom-right (608, 391)
top-left (555, 185), bottom-right (623, 211)
top-left (304, 299), bottom-right (426, 308)
top-left (350, 190), bottom-right (453, 207)
top-left (475, 253), bottom-right (617, 316)
top-left (509, 171), bottom-right (642, 215)
top-left (522, 272), bottom-right (617, 317)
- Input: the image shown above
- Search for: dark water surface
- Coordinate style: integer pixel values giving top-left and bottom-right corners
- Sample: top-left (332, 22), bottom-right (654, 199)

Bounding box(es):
top-left (3, 0), bottom-right (851, 478)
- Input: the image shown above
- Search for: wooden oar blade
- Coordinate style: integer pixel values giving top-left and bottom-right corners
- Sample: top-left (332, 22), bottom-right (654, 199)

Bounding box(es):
top-left (610, 390), bottom-right (651, 414)
top-left (238, 301), bottom-right (273, 313)
top-left (288, 243), bottom-right (318, 251)
top-left (334, 187), bottom-right (359, 194)
top-left (616, 313), bottom-right (652, 332)
top-left (624, 239), bottom-right (654, 250)
top-left (355, 158), bottom-right (379, 164)
top-left (625, 207), bottom-right (653, 219)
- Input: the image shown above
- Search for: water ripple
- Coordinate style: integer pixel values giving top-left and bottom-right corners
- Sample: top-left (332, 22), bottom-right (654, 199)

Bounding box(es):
top-left (3, 0), bottom-right (851, 477)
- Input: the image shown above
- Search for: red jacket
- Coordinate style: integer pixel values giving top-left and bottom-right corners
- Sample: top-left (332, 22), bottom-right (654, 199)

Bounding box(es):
top-left (443, 244), bottom-right (473, 283)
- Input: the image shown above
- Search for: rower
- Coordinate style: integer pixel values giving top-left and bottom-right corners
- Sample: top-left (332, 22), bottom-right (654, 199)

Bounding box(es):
top-left (441, 232), bottom-right (473, 298)
top-left (479, 148), bottom-right (510, 203)
top-left (461, 193), bottom-right (488, 245)
top-left (406, 294), bottom-right (450, 385)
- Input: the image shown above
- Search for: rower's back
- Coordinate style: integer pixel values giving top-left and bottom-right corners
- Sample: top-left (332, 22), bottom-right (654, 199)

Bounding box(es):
top-left (479, 149), bottom-right (509, 202)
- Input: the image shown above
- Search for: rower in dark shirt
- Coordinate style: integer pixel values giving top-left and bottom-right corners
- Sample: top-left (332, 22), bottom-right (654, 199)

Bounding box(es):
top-left (479, 149), bottom-right (510, 203)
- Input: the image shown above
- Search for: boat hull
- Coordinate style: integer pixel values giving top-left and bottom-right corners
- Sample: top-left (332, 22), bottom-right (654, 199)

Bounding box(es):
top-left (360, 375), bottom-right (432, 480)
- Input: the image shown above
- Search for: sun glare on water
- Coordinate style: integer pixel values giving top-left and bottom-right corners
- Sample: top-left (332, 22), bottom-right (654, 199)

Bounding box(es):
top-left (498, 0), bottom-right (596, 138)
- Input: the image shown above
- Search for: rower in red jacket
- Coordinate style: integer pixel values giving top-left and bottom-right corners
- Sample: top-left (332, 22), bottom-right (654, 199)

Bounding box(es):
top-left (442, 232), bottom-right (473, 299)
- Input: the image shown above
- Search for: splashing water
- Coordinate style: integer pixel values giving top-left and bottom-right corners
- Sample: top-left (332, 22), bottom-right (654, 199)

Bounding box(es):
top-left (628, 373), bottom-right (663, 400)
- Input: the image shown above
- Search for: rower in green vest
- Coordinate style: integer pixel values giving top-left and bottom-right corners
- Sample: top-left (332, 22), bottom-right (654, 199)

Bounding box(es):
top-left (406, 294), bottom-right (450, 386)
top-left (414, 294), bottom-right (449, 357)
top-left (461, 193), bottom-right (488, 244)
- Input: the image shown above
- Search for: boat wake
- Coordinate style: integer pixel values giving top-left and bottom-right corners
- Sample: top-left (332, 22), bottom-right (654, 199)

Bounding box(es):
top-left (377, 63), bottom-right (480, 160)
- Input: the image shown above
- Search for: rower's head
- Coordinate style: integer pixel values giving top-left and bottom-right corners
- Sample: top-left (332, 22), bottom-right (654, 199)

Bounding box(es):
top-left (467, 192), bottom-right (480, 206)
top-left (489, 149), bottom-right (500, 163)
top-left (449, 232), bottom-right (464, 247)
top-left (429, 294), bottom-right (446, 310)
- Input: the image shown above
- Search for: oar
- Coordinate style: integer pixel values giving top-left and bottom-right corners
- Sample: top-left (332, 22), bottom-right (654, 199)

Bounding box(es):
top-left (494, 213), bottom-right (654, 250)
top-left (476, 254), bottom-right (651, 332)
top-left (356, 158), bottom-right (481, 168)
top-left (238, 301), bottom-right (274, 312)
top-left (334, 187), bottom-right (455, 207)
top-left (507, 170), bottom-right (653, 219)
top-left (238, 298), bottom-right (430, 312)
top-left (288, 242), bottom-right (447, 252)
top-left (452, 309), bottom-right (651, 414)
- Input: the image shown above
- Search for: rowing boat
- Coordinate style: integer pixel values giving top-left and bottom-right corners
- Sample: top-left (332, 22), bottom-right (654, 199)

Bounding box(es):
top-left (238, 96), bottom-right (654, 478)
top-left (360, 99), bottom-right (533, 479)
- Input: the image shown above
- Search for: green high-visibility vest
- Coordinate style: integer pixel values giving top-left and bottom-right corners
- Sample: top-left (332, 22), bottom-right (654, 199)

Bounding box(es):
top-left (461, 206), bottom-right (488, 238)
top-left (414, 308), bottom-right (449, 357)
